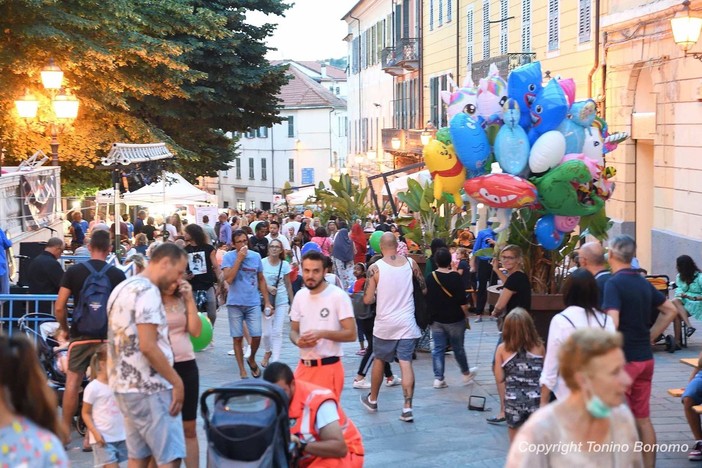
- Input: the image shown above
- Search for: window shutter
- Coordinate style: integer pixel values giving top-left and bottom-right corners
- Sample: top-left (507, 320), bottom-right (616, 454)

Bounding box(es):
top-left (500, 0), bottom-right (508, 55)
top-left (447, 0), bottom-right (452, 22)
top-left (466, 6), bottom-right (474, 68)
top-left (430, 0), bottom-right (434, 31)
top-left (579, 0), bottom-right (592, 43)
top-left (482, 0), bottom-right (490, 60)
top-left (548, 0), bottom-right (559, 51)
top-left (522, 0), bottom-right (531, 52)
top-left (439, 0), bottom-right (443, 26)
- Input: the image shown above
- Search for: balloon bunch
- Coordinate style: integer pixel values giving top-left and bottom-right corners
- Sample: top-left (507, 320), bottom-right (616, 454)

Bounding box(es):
top-left (422, 61), bottom-right (627, 249)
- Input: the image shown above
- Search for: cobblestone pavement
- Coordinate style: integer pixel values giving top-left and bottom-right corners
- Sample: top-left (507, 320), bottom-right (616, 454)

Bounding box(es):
top-left (66, 311), bottom-right (702, 467)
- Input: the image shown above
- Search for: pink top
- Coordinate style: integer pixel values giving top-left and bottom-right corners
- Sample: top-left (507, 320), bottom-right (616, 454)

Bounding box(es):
top-left (311, 236), bottom-right (332, 256)
top-left (165, 298), bottom-right (196, 362)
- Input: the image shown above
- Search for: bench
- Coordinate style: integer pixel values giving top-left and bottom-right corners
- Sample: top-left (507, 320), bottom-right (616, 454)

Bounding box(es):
top-left (668, 388), bottom-right (685, 397)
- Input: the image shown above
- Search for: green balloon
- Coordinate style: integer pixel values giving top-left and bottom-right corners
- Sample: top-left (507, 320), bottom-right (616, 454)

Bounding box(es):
top-left (190, 313), bottom-right (213, 352)
top-left (369, 231), bottom-right (383, 252)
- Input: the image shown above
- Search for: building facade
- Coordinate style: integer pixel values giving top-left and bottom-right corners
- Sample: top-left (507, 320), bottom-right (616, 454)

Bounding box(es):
top-left (215, 63), bottom-right (347, 210)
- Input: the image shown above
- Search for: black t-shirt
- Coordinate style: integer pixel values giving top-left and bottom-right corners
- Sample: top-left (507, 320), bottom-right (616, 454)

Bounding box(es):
top-left (60, 259), bottom-right (127, 338)
top-left (457, 259), bottom-right (471, 289)
top-left (249, 235), bottom-right (269, 259)
top-left (27, 251), bottom-right (64, 295)
top-left (185, 244), bottom-right (216, 290)
top-left (426, 270), bottom-right (467, 324)
top-left (602, 268), bottom-right (665, 362)
top-left (141, 225), bottom-right (156, 241)
top-left (504, 270), bottom-right (532, 313)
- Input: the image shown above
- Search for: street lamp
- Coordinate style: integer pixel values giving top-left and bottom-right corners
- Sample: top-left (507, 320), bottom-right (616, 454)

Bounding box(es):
top-left (420, 131), bottom-right (432, 146)
top-left (14, 59), bottom-right (79, 166)
top-left (391, 137), bottom-right (401, 150)
top-left (671, 0), bottom-right (702, 60)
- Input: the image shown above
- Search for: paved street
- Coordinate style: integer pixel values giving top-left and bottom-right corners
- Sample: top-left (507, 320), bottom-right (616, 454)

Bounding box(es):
top-left (67, 311), bottom-right (702, 467)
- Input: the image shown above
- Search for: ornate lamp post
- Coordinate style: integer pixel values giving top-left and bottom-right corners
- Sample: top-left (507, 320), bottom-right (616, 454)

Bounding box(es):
top-left (671, 0), bottom-right (702, 60)
top-left (14, 60), bottom-right (79, 166)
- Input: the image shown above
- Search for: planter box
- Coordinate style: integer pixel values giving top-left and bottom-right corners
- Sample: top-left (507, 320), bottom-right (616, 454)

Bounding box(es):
top-left (487, 285), bottom-right (564, 344)
top-left (408, 253), bottom-right (427, 273)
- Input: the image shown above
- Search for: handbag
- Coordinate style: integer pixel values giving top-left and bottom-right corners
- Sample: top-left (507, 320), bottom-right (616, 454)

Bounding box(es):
top-left (410, 258), bottom-right (431, 329)
top-left (351, 292), bottom-right (374, 320)
top-left (262, 261), bottom-right (284, 308)
top-left (432, 271), bottom-right (470, 330)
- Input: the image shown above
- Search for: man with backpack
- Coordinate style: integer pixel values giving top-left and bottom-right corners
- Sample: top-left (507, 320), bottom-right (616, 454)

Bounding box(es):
top-left (55, 230), bottom-right (126, 443)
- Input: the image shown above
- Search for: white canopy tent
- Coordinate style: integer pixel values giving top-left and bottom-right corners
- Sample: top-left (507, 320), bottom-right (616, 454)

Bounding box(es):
top-left (381, 170), bottom-right (432, 196)
top-left (121, 172), bottom-right (216, 206)
top-left (285, 186), bottom-right (316, 206)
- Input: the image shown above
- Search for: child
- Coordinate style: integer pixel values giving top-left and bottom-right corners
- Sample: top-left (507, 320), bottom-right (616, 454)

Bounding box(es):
top-left (82, 347), bottom-right (127, 467)
top-left (351, 263), bottom-right (367, 355)
top-left (494, 308), bottom-right (545, 442)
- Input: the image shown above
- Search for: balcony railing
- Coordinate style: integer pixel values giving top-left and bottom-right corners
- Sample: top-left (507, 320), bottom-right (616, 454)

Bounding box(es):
top-left (470, 52), bottom-right (537, 81)
top-left (381, 47), bottom-right (404, 76)
top-left (397, 38), bottom-right (419, 70)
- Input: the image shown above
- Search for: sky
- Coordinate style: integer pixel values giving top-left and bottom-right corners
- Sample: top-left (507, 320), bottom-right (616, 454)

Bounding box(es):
top-left (248, 0), bottom-right (358, 61)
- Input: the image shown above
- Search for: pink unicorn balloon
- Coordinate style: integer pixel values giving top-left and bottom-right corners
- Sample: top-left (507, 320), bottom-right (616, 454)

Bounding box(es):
top-left (440, 76), bottom-right (479, 121)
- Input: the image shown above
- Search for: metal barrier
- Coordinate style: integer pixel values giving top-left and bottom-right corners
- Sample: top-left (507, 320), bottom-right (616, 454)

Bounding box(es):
top-left (0, 294), bottom-right (59, 337)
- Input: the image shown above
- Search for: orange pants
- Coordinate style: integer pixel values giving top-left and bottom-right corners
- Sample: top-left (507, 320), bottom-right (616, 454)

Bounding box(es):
top-left (294, 360), bottom-right (345, 399)
top-left (305, 452), bottom-right (363, 468)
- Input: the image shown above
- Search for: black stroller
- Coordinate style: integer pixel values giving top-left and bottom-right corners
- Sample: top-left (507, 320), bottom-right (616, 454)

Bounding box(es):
top-left (200, 380), bottom-right (295, 467)
top-left (18, 312), bottom-right (88, 436)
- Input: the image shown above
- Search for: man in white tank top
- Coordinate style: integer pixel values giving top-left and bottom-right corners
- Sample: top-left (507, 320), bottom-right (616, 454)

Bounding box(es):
top-left (361, 233), bottom-right (426, 422)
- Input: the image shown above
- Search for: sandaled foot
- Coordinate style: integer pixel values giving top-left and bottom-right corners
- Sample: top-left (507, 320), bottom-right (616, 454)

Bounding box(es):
top-left (486, 415), bottom-right (506, 424)
top-left (261, 352), bottom-right (272, 368)
top-left (687, 326), bottom-right (697, 338)
top-left (247, 358), bottom-right (261, 378)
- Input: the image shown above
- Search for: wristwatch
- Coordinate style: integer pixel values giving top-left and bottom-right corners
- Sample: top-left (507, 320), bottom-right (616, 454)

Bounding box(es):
top-left (299, 440), bottom-right (308, 454)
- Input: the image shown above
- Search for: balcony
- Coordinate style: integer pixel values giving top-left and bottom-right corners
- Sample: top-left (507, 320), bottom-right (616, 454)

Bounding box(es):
top-left (381, 128), bottom-right (425, 159)
top-left (397, 38), bottom-right (419, 70)
top-left (381, 47), bottom-right (404, 76)
top-left (470, 52), bottom-right (537, 80)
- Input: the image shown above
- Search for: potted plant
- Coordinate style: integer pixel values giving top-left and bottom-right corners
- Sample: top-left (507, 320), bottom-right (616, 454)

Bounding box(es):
top-left (307, 174), bottom-right (373, 223)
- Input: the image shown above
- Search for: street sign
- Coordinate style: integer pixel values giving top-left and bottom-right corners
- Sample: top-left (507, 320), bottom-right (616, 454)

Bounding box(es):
top-left (301, 168), bottom-right (315, 185)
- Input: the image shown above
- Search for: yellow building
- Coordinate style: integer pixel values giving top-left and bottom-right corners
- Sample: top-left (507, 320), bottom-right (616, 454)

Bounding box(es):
top-left (602, 0), bottom-right (702, 276)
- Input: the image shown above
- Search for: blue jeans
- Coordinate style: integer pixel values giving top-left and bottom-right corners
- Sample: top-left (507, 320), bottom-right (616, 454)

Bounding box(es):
top-left (431, 320), bottom-right (470, 380)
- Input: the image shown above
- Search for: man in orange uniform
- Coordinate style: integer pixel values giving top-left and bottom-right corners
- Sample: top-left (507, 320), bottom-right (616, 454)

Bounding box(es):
top-left (264, 362), bottom-right (364, 467)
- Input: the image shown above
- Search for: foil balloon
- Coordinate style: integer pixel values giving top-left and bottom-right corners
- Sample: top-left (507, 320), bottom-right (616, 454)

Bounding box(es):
top-left (557, 78), bottom-right (576, 106)
top-left (557, 118), bottom-right (585, 154)
top-left (494, 98), bottom-right (530, 175)
top-left (554, 215), bottom-right (580, 233)
top-left (527, 79), bottom-right (569, 145)
top-left (449, 112), bottom-right (491, 174)
top-left (477, 63), bottom-right (508, 120)
top-left (582, 126), bottom-right (604, 165)
top-left (570, 99), bottom-right (598, 128)
top-left (507, 61), bottom-right (543, 130)
top-left (529, 131), bottom-right (566, 174)
top-left (423, 139), bottom-right (466, 206)
top-left (301, 242), bottom-right (321, 255)
top-left (561, 153), bottom-right (602, 180)
top-left (369, 231), bottom-right (383, 252)
top-left (463, 173), bottom-right (538, 209)
top-left (441, 76), bottom-right (479, 121)
top-left (535, 215), bottom-right (565, 250)
top-left (532, 160), bottom-right (604, 216)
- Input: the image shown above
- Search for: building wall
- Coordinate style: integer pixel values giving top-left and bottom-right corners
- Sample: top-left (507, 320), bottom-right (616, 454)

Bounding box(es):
top-left (602, 0), bottom-right (702, 275)
top-left (217, 107), bottom-right (347, 209)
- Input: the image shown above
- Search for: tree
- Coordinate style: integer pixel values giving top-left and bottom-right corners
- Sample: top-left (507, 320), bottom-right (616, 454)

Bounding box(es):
top-left (0, 0), bottom-right (290, 189)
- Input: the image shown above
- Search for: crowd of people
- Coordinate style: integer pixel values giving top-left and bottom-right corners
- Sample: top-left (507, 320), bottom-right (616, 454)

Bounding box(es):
top-left (4, 206), bottom-right (702, 467)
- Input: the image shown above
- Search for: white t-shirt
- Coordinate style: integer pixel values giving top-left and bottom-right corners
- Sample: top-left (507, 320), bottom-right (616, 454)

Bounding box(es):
top-left (164, 223), bottom-right (178, 241)
top-left (266, 233), bottom-right (291, 252)
top-left (262, 258), bottom-right (291, 306)
top-left (289, 284), bottom-right (354, 360)
top-left (83, 379), bottom-right (126, 444)
top-left (315, 401), bottom-right (340, 432)
top-left (539, 306), bottom-right (616, 400)
top-left (107, 276), bottom-right (174, 394)
top-left (373, 258), bottom-right (421, 340)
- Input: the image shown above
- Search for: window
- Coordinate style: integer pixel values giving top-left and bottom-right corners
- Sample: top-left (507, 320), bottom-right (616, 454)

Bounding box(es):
top-left (250, 200), bottom-right (255, 210)
top-left (261, 158), bottom-right (267, 181)
top-left (235, 158), bottom-right (241, 179)
top-left (429, 0), bottom-right (434, 31)
top-left (522, 0), bottom-right (531, 52)
top-left (351, 37), bottom-right (359, 74)
top-left (248, 158), bottom-right (254, 180)
top-left (482, 0), bottom-right (490, 60)
top-left (256, 126), bottom-right (268, 138)
top-left (548, 0), bottom-right (559, 51)
top-left (430, 75), bottom-right (450, 128)
top-left (339, 116), bottom-right (348, 137)
top-left (579, 0), bottom-right (592, 43)
top-left (245, 129), bottom-right (255, 139)
top-left (336, 86), bottom-right (340, 95)
top-left (223, 201), bottom-right (229, 208)
top-left (447, 0), bottom-right (452, 22)
top-left (288, 159), bottom-right (294, 182)
top-left (237, 200), bottom-right (246, 211)
top-left (466, 7), bottom-right (474, 68)
top-left (287, 116), bottom-right (295, 137)
top-left (439, 0), bottom-right (443, 26)
top-left (500, 0), bottom-right (508, 55)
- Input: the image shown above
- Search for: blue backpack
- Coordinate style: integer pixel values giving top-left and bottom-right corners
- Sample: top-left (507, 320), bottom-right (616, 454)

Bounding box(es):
top-left (72, 262), bottom-right (112, 338)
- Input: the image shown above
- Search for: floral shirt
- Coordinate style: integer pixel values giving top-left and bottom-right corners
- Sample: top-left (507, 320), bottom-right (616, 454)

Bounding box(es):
top-left (107, 275), bottom-right (174, 394)
top-left (0, 417), bottom-right (67, 467)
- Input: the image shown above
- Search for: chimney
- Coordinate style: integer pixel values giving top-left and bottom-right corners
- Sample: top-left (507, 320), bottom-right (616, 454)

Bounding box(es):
top-left (320, 63), bottom-right (327, 78)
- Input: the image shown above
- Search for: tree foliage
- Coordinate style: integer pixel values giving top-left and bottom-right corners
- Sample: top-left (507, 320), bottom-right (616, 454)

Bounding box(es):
top-left (0, 0), bottom-right (290, 186)
top-left (309, 174), bottom-right (372, 223)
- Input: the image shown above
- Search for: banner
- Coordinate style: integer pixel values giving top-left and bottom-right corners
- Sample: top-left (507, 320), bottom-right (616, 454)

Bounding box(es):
top-left (0, 184), bottom-right (23, 238)
top-left (20, 171), bottom-right (59, 231)
top-left (195, 206), bottom-right (220, 225)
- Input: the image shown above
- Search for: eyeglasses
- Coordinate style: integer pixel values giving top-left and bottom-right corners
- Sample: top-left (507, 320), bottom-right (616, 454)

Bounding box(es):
top-left (269, 245), bottom-right (281, 250)
top-left (501, 255), bottom-right (517, 260)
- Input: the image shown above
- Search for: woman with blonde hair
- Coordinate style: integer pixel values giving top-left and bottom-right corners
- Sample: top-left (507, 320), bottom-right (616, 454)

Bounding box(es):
top-left (507, 328), bottom-right (641, 467)
top-left (494, 308), bottom-right (545, 441)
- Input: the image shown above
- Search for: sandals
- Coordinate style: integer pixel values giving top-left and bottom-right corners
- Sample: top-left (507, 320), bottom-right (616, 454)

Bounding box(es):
top-left (261, 352), bottom-right (272, 368)
top-left (486, 416), bottom-right (506, 425)
top-left (247, 359), bottom-right (261, 378)
top-left (687, 326), bottom-right (697, 338)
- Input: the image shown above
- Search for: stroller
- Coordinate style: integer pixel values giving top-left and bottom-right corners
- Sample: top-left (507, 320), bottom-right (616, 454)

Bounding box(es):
top-left (200, 380), bottom-right (295, 467)
top-left (18, 312), bottom-right (88, 436)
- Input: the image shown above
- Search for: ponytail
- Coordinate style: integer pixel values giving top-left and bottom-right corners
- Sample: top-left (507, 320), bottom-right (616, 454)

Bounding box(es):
top-left (0, 334), bottom-right (66, 440)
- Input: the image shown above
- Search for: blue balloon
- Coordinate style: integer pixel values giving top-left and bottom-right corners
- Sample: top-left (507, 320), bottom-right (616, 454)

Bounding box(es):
top-left (535, 215), bottom-right (566, 250)
top-left (449, 112), bottom-right (491, 174)
top-left (557, 118), bottom-right (585, 154)
top-left (507, 62), bottom-right (543, 130)
top-left (301, 242), bottom-right (321, 255)
top-left (527, 79), bottom-right (569, 146)
top-left (494, 98), bottom-right (530, 175)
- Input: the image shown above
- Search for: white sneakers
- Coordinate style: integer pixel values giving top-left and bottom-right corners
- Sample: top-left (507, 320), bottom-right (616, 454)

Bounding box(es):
top-left (385, 376), bottom-right (402, 387)
top-left (353, 378), bottom-right (371, 389)
top-left (434, 368), bottom-right (479, 388)
top-left (433, 379), bottom-right (448, 389)
top-left (353, 376), bottom-right (402, 389)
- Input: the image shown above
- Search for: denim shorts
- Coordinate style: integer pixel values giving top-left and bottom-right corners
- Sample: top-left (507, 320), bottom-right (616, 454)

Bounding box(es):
top-left (373, 337), bottom-right (415, 362)
top-left (114, 390), bottom-right (186, 465)
top-left (227, 305), bottom-right (263, 338)
top-left (683, 373), bottom-right (702, 405)
top-left (92, 440), bottom-right (128, 467)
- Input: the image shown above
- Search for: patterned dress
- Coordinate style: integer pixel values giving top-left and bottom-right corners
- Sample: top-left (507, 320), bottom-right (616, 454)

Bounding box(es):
top-left (0, 417), bottom-right (67, 467)
top-left (503, 348), bottom-right (544, 429)
top-left (675, 272), bottom-right (702, 320)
